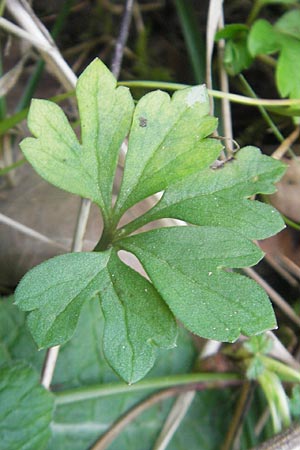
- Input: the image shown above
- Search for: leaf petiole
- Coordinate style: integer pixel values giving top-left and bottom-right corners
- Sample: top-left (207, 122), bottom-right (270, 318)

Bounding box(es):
top-left (54, 372), bottom-right (241, 405)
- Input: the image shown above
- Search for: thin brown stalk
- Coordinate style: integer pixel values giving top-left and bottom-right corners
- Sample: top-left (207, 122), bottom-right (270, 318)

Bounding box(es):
top-left (222, 382), bottom-right (254, 450)
top-left (243, 267), bottom-right (300, 328)
top-left (272, 126), bottom-right (300, 160)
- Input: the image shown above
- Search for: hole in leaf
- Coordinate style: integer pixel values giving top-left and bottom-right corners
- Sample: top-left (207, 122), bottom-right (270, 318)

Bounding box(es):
top-left (117, 250), bottom-right (149, 280)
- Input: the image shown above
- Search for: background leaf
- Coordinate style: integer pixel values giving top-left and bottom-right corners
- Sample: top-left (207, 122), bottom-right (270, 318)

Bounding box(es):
top-left (248, 20), bottom-right (280, 56)
top-left (20, 59), bottom-right (134, 214)
top-left (0, 362), bottom-right (54, 450)
top-left (248, 12), bottom-right (300, 99)
top-left (114, 85), bottom-right (222, 218)
top-left (216, 24), bottom-right (253, 75)
top-left (3, 298), bottom-right (228, 450)
top-left (119, 226), bottom-right (276, 342)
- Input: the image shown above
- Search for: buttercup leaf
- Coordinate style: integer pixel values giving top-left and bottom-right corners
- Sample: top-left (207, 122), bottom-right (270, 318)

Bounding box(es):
top-left (248, 12), bottom-right (300, 100)
top-left (17, 58), bottom-right (286, 383)
top-left (120, 147), bottom-right (285, 240)
top-left (119, 226), bottom-right (276, 342)
top-left (114, 85), bottom-right (222, 219)
top-left (14, 252), bottom-right (112, 349)
top-left (20, 58), bottom-right (134, 214)
top-left (15, 250), bottom-right (176, 383)
top-left (99, 251), bottom-right (177, 383)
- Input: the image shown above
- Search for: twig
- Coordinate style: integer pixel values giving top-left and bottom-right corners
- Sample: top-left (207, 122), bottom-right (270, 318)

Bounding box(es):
top-left (152, 340), bottom-right (221, 450)
top-left (217, 9), bottom-right (233, 152)
top-left (90, 379), bottom-right (240, 450)
top-left (5, 0), bottom-right (77, 90)
top-left (90, 389), bottom-right (179, 450)
top-left (221, 382), bottom-right (254, 450)
top-left (272, 126), bottom-right (300, 160)
top-left (0, 212), bottom-right (68, 250)
top-left (110, 0), bottom-right (134, 78)
top-left (264, 254), bottom-right (298, 288)
top-left (243, 267), bottom-right (300, 328)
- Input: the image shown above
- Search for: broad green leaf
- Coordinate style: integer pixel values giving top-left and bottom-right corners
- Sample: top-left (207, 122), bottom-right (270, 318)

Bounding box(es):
top-left (14, 251), bottom-right (112, 349)
top-left (0, 297), bottom-right (198, 450)
top-left (248, 20), bottom-right (280, 56)
top-left (20, 58), bottom-right (134, 213)
top-left (276, 36), bottom-right (300, 99)
top-left (122, 147), bottom-right (285, 240)
top-left (14, 250), bottom-right (177, 383)
top-left (0, 362), bottom-right (54, 450)
top-left (0, 296), bottom-right (45, 369)
top-left (119, 226), bottom-right (276, 342)
top-left (215, 24), bottom-right (249, 41)
top-left (275, 9), bottom-right (300, 40)
top-left (97, 251), bottom-right (177, 384)
top-left (114, 85), bottom-right (222, 218)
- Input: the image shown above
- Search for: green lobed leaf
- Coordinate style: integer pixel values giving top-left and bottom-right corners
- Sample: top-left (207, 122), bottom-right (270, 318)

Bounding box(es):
top-left (223, 38), bottom-right (253, 75)
top-left (119, 226), bottom-right (276, 342)
top-left (14, 251), bottom-right (112, 349)
top-left (96, 251), bottom-right (177, 384)
top-left (275, 9), bottom-right (300, 40)
top-left (215, 24), bottom-right (249, 41)
top-left (14, 250), bottom-right (177, 383)
top-left (0, 362), bottom-right (54, 450)
top-left (276, 36), bottom-right (300, 99)
top-left (20, 58), bottom-right (134, 215)
top-left (216, 24), bottom-right (253, 75)
top-left (248, 13), bottom-right (300, 100)
top-left (120, 147), bottom-right (285, 240)
top-left (114, 85), bottom-right (222, 219)
top-left (248, 20), bottom-right (280, 56)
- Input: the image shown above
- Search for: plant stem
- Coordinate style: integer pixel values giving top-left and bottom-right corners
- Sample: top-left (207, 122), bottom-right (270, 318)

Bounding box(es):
top-left (0, 158), bottom-right (26, 175)
top-left (118, 80), bottom-right (300, 108)
top-left (54, 372), bottom-right (241, 405)
top-left (110, 0), bottom-right (134, 78)
top-left (258, 355), bottom-right (300, 383)
top-left (247, 0), bottom-right (263, 26)
top-left (91, 388), bottom-right (181, 450)
top-left (238, 74), bottom-right (285, 144)
top-left (222, 381), bottom-right (254, 450)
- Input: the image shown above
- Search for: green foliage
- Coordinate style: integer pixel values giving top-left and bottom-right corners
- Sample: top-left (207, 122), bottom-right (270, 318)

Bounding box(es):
top-left (215, 24), bottom-right (253, 75)
top-left (219, 7), bottom-right (300, 102)
top-left (249, 10), bottom-right (300, 99)
top-left (1, 297), bottom-right (232, 450)
top-left (119, 226), bottom-right (274, 342)
top-left (16, 58), bottom-right (285, 384)
top-left (0, 362), bottom-right (54, 450)
top-left (289, 385), bottom-right (300, 418)
top-left (14, 250), bottom-right (176, 384)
